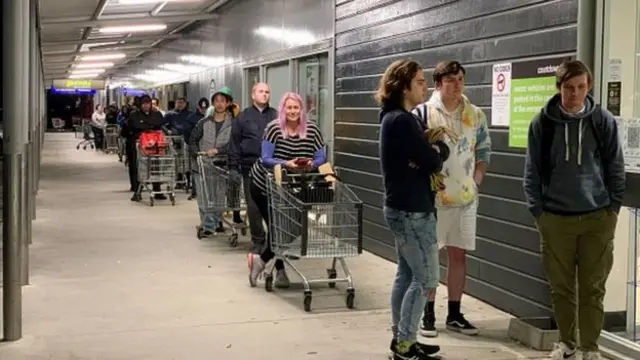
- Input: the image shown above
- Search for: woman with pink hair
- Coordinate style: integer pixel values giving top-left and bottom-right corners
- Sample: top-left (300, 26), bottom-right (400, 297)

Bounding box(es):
top-left (247, 92), bottom-right (327, 289)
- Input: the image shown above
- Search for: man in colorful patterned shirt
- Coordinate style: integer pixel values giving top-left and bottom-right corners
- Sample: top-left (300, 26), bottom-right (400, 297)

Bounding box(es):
top-left (412, 60), bottom-right (491, 337)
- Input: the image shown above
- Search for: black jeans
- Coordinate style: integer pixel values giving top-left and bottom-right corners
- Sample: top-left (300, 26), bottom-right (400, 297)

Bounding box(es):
top-left (126, 138), bottom-right (138, 190)
top-left (92, 126), bottom-right (104, 150)
top-left (244, 172), bottom-right (266, 253)
top-left (250, 181), bottom-right (284, 271)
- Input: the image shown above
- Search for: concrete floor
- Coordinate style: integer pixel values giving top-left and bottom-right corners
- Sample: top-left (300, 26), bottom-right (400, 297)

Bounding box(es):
top-left (0, 133), bottom-right (549, 359)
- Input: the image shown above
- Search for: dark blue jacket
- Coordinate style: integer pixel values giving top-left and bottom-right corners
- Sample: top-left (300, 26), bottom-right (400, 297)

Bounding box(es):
top-left (229, 105), bottom-right (278, 172)
top-left (164, 109), bottom-right (195, 142)
top-left (379, 104), bottom-right (447, 213)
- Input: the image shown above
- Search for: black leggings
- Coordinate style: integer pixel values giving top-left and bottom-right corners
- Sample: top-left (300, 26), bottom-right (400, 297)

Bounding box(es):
top-left (250, 181), bottom-right (284, 271)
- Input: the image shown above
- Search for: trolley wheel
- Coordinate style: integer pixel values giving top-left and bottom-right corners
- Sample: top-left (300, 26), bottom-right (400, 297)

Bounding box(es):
top-left (197, 227), bottom-right (205, 239)
top-left (76, 145), bottom-right (80, 150)
top-left (346, 289), bottom-right (355, 309)
top-left (327, 268), bottom-right (337, 288)
top-left (91, 145), bottom-right (94, 149)
top-left (264, 274), bottom-right (273, 292)
top-left (303, 291), bottom-right (313, 312)
top-left (149, 198), bottom-right (155, 207)
top-left (170, 195), bottom-right (176, 206)
top-left (228, 233), bottom-right (238, 247)
top-left (241, 227), bottom-right (247, 236)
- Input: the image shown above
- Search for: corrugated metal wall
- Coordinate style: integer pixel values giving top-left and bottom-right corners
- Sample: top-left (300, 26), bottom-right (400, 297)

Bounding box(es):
top-left (333, 0), bottom-right (578, 318)
top-left (184, 0), bottom-right (333, 108)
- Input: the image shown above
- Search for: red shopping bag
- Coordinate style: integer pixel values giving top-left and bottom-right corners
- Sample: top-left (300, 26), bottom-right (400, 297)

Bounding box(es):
top-left (139, 131), bottom-right (167, 155)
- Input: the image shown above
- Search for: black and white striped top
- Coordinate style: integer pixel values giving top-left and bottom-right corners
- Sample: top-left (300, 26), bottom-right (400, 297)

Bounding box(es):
top-left (250, 120), bottom-right (325, 194)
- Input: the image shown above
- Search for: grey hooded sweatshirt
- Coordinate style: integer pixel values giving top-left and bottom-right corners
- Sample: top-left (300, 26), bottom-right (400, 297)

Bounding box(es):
top-left (523, 93), bottom-right (625, 218)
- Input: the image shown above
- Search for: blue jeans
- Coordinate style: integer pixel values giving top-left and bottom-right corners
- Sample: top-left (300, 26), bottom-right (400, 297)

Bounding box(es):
top-left (384, 206), bottom-right (439, 342)
top-left (193, 172), bottom-right (219, 231)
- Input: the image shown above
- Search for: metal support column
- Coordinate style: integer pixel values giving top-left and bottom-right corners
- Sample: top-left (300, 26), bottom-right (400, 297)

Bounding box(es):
top-left (26, 0), bottom-right (37, 248)
top-left (18, 0), bottom-right (31, 285)
top-left (576, 0), bottom-right (597, 70)
top-left (3, 0), bottom-right (26, 341)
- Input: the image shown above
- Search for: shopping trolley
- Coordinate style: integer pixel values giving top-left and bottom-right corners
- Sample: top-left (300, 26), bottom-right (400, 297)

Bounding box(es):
top-left (265, 166), bottom-right (363, 312)
top-left (104, 125), bottom-right (120, 154)
top-left (75, 123), bottom-right (94, 150)
top-left (195, 154), bottom-right (248, 246)
top-left (136, 141), bottom-right (177, 206)
top-left (167, 135), bottom-right (190, 192)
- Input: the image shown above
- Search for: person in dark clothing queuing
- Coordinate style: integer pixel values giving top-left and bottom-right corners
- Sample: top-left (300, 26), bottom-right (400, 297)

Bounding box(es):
top-left (186, 97), bottom-right (211, 199)
top-left (124, 95), bottom-right (167, 202)
top-left (378, 60), bottom-right (449, 360)
top-left (229, 82), bottom-right (278, 255)
top-left (163, 97), bottom-right (195, 190)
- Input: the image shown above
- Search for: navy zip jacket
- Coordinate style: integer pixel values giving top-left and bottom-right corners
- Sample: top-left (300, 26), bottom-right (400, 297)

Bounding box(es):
top-left (379, 103), bottom-right (447, 213)
top-left (228, 105), bottom-right (278, 172)
top-left (163, 109), bottom-right (195, 142)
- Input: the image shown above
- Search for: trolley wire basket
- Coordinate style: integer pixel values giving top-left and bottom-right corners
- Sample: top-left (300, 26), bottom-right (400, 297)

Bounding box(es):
top-left (195, 154), bottom-right (247, 246)
top-left (265, 166), bottom-right (363, 311)
top-left (136, 141), bottom-right (177, 206)
top-left (104, 125), bottom-right (120, 153)
top-left (167, 135), bottom-right (190, 192)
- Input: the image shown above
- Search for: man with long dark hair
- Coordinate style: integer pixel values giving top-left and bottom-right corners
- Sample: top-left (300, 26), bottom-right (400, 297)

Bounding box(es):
top-left (378, 60), bottom-right (448, 360)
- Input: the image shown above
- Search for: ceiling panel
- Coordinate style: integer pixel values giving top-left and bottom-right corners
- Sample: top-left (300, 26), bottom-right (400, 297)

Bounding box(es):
top-left (40, 0), bottom-right (102, 19)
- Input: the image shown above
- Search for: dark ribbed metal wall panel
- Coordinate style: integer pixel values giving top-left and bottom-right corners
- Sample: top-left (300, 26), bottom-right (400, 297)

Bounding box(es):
top-left (333, 0), bottom-right (578, 318)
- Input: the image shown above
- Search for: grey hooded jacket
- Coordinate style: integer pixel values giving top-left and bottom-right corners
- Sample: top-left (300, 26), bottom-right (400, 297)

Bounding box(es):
top-left (188, 113), bottom-right (233, 172)
top-left (523, 93), bottom-right (625, 217)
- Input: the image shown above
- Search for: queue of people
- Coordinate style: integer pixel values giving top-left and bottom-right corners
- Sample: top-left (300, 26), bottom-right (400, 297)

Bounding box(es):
top-left (379, 58), bottom-right (623, 360)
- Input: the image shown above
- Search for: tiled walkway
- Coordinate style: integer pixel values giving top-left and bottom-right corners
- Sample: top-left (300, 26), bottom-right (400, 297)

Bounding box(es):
top-left (0, 133), bottom-right (548, 359)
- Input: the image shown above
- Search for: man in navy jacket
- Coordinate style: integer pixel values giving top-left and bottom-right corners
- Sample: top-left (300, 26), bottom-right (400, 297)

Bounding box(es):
top-left (229, 82), bottom-right (278, 254)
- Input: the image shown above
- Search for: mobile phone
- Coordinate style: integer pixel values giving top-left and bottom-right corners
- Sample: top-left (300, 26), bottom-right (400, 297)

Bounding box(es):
top-left (294, 158), bottom-right (312, 166)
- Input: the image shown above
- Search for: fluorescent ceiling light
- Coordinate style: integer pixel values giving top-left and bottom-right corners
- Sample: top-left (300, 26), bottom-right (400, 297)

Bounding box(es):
top-left (254, 26), bottom-right (315, 47)
top-left (68, 74), bottom-right (100, 79)
top-left (75, 62), bottom-right (114, 69)
top-left (158, 63), bottom-right (206, 74)
top-left (98, 24), bottom-right (167, 34)
top-left (70, 69), bottom-right (106, 75)
top-left (81, 53), bottom-right (126, 61)
top-left (180, 55), bottom-right (231, 67)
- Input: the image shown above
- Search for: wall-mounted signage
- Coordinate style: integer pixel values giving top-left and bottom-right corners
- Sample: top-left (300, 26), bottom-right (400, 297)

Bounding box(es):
top-left (489, 56), bottom-right (572, 148)
top-left (49, 87), bottom-right (96, 95)
top-left (52, 79), bottom-right (106, 90)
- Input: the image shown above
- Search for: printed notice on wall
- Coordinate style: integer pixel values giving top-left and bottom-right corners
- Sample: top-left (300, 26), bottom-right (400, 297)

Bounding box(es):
top-left (508, 57), bottom-right (571, 148)
top-left (619, 118), bottom-right (640, 173)
top-left (491, 63), bottom-right (512, 126)
top-left (608, 59), bottom-right (622, 82)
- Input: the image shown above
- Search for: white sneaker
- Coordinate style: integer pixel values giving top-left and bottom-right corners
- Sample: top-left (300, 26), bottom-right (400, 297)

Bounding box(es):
top-left (582, 351), bottom-right (602, 360)
top-left (274, 268), bottom-right (290, 288)
top-left (550, 342), bottom-right (578, 360)
top-left (247, 253), bottom-right (264, 287)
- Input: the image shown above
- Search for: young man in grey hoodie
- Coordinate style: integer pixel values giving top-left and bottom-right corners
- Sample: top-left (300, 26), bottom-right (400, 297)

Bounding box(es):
top-left (523, 60), bottom-right (625, 360)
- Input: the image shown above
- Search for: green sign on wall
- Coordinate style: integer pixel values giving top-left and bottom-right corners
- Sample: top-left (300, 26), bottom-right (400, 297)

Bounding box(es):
top-left (491, 57), bottom-right (571, 148)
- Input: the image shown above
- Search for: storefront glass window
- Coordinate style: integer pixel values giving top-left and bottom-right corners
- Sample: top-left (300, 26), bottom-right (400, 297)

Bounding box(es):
top-left (600, 0), bottom-right (640, 344)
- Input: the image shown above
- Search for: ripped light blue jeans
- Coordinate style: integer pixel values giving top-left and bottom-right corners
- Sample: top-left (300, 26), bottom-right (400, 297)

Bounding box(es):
top-left (384, 206), bottom-right (439, 342)
top-left (193, 172), bottom-right (220, 231)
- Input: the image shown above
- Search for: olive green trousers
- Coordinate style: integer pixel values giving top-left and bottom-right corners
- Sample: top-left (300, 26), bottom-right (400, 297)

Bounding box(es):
top-left (537, 209), bottom-right (617, 351)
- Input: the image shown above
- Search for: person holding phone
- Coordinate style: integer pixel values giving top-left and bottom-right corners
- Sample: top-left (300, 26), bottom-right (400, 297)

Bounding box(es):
top-left (247, 92), bottom-right (327, 289)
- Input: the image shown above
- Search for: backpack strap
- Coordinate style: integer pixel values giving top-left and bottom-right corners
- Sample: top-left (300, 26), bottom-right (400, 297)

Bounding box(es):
top-left (413, 103), bottom-right (429, 128)
top-left (589, 105), bottom-right (609, 186)
top-left (539, 108), bottom-right (555, 186)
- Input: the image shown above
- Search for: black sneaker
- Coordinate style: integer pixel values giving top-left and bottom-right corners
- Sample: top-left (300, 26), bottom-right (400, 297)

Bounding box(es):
top-left (388, 339), bottom-right (440, 359)
top-left (446, 313), bottom-right (478, 335)
top-left (392, 342), bottom-right (439, 360)
top-left (420, 313), bottom-right (438, 338)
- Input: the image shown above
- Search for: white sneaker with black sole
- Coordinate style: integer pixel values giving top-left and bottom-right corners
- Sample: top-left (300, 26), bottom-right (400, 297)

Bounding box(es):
top-left (419, 316), bottom-right (438, 338)
top-left (549, 342), bottom-right (578, 360)
top-left (445, 313), bottom-right (478, 335)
